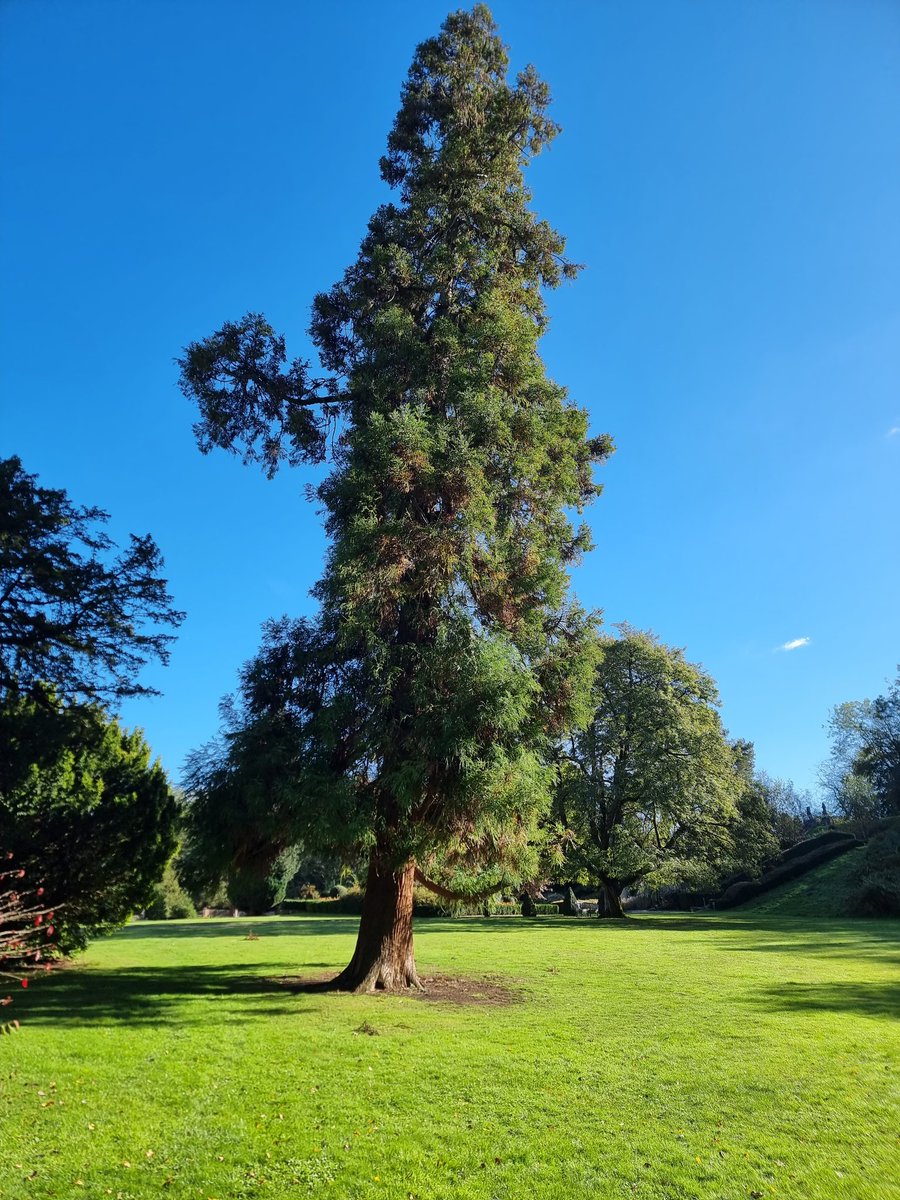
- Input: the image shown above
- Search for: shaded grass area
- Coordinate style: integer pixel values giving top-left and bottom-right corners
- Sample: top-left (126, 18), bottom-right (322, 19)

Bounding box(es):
top-left (1, 913), bottom-right (898, 1199)
top-left (743, 848), bottom-right (866, 918)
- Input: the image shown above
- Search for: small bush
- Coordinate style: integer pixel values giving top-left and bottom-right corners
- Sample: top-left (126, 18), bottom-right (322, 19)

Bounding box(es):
top-left (846, 820), bottom-right (900, 917)
top-left (145, 862), bottom-right (197, 920)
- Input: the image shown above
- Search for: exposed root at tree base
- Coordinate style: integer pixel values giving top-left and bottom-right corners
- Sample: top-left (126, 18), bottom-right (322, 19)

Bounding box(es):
top-left (271, 971), bottom-right (520, 1006)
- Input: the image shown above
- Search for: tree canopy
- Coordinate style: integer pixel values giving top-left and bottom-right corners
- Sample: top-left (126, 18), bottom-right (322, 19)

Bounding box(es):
top-left (0, 455), bottom-right (184, 706)
top-left (179, 5), bottom-right (611, 989)
top-left (0, 690), bottom-right (179, 951)
top-left (556, 627), bottom-right (744, 916)
top-left (822, 672), bottom-right (900, 822)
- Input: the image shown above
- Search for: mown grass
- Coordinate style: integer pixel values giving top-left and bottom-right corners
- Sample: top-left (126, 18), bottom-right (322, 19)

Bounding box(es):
top-left (1, 913), bottom-right (898, 1200)
top-left (743, 848), bottom-right (866, 918)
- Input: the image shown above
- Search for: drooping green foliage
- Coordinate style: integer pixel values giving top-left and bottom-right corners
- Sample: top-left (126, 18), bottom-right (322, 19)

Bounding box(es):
top-left (226, 847), bottom-right (302, 916)
top-left (556, 627), bottom-right (744, 915)
top-left (179, 7), bottom-right (611, 915)
top-left (0, 455), bottom-right (183, 706)
top-left (0, 691), bottom-right (179, 951)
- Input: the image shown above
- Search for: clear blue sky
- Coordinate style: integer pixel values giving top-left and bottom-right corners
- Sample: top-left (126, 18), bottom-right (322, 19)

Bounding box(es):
top-left (2, 0), bottom-right (898, 795)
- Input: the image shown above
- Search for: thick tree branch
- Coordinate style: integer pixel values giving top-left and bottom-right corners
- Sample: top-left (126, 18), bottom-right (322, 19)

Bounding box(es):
top-left (413, 867), bottom-right (503, 903)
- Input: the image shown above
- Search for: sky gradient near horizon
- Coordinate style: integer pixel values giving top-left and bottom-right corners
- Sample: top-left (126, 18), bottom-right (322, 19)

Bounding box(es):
top-left (2, 0), bottom-right (898, 795)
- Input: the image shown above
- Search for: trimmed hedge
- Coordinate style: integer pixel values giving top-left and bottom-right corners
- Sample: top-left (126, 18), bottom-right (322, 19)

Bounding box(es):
top-left (277, 896), bottom-right (561, 918)
top-left (780, 829), bottom-right (857, 863)
top-left (278, 893), bottom-right (365, 915)
top-left (716, 835), bottom-right (861, 909)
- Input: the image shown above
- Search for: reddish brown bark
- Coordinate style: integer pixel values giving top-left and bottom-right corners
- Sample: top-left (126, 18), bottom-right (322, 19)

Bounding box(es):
top-left (330, 852), bottom-right (421, 993)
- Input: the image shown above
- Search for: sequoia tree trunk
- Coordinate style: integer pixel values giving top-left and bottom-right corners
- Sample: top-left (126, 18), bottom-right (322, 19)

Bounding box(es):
top-left (597, 880), bottom-right (626, 919)
top-left (330, 852), bottom-right (421, 993)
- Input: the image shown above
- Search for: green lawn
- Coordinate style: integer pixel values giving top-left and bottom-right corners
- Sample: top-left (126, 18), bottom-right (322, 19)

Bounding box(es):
top-left (742, 849), bottom-right (866, 918)
top-left (2, 913), bottom-right (898, 1200)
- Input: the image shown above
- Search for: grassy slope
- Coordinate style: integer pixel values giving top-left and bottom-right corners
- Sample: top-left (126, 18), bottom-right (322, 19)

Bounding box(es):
top-left (743, 848), bottom-right (866, 918)
top-left (1, 913), bottom-right (898, 1200)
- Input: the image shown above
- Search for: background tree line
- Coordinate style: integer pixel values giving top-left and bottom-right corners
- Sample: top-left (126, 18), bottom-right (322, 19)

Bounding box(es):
top-left (3, 7), bottom-right (898, 984)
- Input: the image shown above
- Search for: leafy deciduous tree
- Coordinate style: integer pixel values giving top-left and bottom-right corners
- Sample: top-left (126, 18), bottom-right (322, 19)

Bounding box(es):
top-left (821, 674), bottom-right (900, 822)
top-left (556, 627), bottom-right (743, 917)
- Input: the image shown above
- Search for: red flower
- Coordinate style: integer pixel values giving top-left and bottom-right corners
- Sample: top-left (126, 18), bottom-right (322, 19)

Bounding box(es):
top-left (36, 887), bottom-right (45, 897)
top-left (21, 979), bottom-right (28, 989)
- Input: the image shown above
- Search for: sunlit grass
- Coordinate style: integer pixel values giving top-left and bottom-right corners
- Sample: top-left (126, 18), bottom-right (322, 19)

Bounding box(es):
top-left (1, 912), bottom-right (898, 1199)
top-left (744, 848), bottom-right (865, 918)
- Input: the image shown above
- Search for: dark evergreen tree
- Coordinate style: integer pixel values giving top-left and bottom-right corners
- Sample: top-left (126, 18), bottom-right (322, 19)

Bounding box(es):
top-left (0, 691), bottom-right (179, 951)
top-left (561, 885), bottom-right (579, 917)
top-left (0, 456), bottom-right (183, 706)
top-left (178, 7), bottom-right (610, 990)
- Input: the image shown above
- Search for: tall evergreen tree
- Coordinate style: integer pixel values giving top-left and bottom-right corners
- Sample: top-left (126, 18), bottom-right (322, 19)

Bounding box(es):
top-left (178, 6), bottom-right (611, 990)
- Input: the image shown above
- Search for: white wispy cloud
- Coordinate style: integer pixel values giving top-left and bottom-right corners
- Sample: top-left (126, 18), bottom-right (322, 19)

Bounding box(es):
top-left (779, 637), bottom-right (811, 652)
top-left (887, 426), bottom-right (900, 438)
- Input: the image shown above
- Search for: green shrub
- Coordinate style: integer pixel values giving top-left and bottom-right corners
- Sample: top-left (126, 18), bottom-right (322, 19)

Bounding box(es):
top-left (278, 888), bottom-right (366, 915)
top-left (145, 862), bottom-right (197, 920)
top-left (846, 820), bottom-right (900, 917)
top-left (275, 892), bottom-right (558, 919)
top-left (228, 847), bottom-right (302, 914)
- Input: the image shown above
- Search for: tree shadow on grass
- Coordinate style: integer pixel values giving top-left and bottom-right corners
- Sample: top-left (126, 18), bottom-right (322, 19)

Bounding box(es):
top-left (724, 939), bottom-right (900, 966)
top-left (118, 914), bottom-right (900, 951)
top-left (14, 963), bottom-right (319, 1029)
top-left (752, 980), bottom-right (900, 1020)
